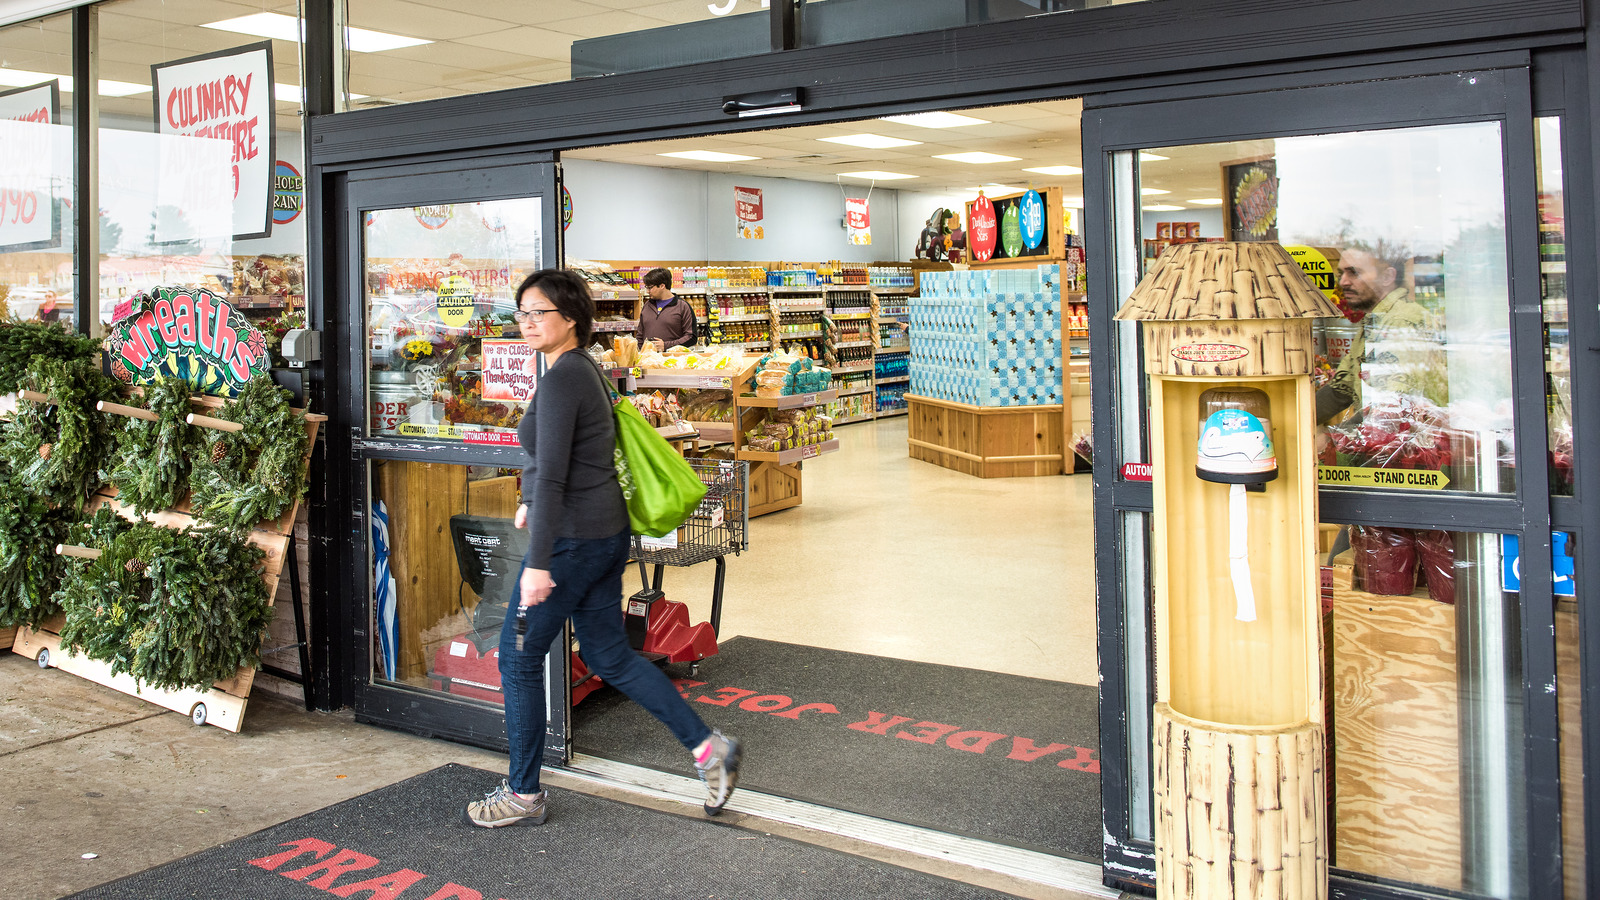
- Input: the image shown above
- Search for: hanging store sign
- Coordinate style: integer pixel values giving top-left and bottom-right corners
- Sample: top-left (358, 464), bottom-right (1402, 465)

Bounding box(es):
top-left (106, 285), bottom-right (271, 397)
top-left (480, 339), bottom-right (537, 403)
top-left (152, 41), bottom-right (275, 241)
top-left (1019, 189), bottom-right (1045, 250)
top-left (845, 196), bottom-right (871, 246)
top-left (1000, 203), bottom-right (1023, 258)
top-left (969, 195), bottom-right (997, 262)
top-left (0, 80), bottom-right (61, 252)
top-left (735, 185), bottom-right (763, 239)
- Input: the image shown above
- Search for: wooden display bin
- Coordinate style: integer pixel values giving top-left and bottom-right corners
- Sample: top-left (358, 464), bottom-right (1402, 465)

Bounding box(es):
top-left (905, 394), bottom-right (1064, 477)
top-left (0, 626), bottom-right (15, 650)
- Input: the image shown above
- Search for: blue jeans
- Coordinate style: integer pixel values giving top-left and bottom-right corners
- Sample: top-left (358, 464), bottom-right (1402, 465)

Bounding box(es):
top-left (499, 527), bottom-right (712, 794)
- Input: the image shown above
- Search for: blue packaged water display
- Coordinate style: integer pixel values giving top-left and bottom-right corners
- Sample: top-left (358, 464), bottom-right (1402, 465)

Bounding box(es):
top-left (908, 263), bottom-right (1063, 407)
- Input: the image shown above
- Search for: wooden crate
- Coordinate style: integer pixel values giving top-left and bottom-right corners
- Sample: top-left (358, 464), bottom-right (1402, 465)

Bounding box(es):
top-left (0, 626), bottom-right (15, 650)
top-left (905, 394), bottom-right (1064, 478)
top-left (748, 461), bottom-right (802, 517)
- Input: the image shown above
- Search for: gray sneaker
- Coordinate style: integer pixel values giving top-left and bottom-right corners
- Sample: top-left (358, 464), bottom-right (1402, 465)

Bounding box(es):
top-left (464, 780), bottom-right (548, 828)
top-left (694, 729), bottom-right (742, 815)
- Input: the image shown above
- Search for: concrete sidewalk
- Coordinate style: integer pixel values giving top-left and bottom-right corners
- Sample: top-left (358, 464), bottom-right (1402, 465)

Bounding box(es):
top-left (0, 653), bottom-right (1111, 900)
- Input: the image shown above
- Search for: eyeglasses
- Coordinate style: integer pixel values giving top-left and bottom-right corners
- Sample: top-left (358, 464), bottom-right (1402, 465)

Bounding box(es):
top-left (512, 307), bottom-right (559, 323)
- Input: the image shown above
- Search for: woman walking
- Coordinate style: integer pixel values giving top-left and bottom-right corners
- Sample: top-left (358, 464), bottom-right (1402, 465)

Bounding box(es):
top-left (466, 268), bottom-right (741, 828)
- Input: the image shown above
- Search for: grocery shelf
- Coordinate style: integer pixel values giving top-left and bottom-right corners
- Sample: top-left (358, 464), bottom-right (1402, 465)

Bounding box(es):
top-left (770, 287), bottom-right (825, 294)
top-left (832, 413), bottom-right (877, 425)
top-left (878, 342), bottom-right (910, 353)
top-left (830, 311), bottom-right (873, 319)
top-left (634, 370), bottom-right (749, 390)
top-left (831, 363), bottom-right (874, 374)
top-left (876, 375), bottom-right (909, 384)
top-left (739, 438), bottom-right (840, 464)
top-left (871, 287), bottom-right (916, 295)
top-left (875, 315), bottom-right (905, 323)
top-left (876, 408), bottom-right (908, 418)
top-left (778, 330), bottom-right (825, 340)
top-left (738, 389), bottom-right (838, 409)
top-left (839, 385), bottom-right (874, 397)
top-left (833, 340), bottom-right (872, 349)
top-left (712, 313), bottom-right (770, 322)
top-left (593, 320), bottom-right (638, 333)
top-left (687, 421), bottom-right (735, 443)
top-left (773, 303), bottom-right (826, 313)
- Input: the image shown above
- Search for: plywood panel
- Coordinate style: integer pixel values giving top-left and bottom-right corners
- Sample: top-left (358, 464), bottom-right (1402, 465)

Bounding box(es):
top-left (906, 395), bottom-right (1064, 478)
top-left (748, 461), bottom-right (801, 517)
top-left (0, 626), bottom-right (14, 650)
top-left (1557, 597), bottom-right (1585, 900)
top-left (374, 460), bottom-right (470, 681)
top-left (1329, 565), bottom-right (1461, 890)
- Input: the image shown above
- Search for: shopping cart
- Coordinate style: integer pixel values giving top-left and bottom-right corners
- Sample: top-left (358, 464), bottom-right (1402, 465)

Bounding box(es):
top-left (591, 459), bottom-right (748, 686)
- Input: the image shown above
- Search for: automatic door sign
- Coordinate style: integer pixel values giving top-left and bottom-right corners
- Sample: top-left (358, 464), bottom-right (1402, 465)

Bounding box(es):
top-left (436, 274), bottom-right (476, 328)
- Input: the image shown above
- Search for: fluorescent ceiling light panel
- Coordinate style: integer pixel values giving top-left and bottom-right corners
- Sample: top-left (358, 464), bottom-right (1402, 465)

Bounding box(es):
top-left (658, 150), bottom-right (759, 162)
top-left (1140, 187), bottom-right (1170, 196)
top-left (934, 151), bottom-right (1021, 164)
top-left (1022, 165), bottom-right (1083, 176)
top-left (1144, 204), bottom-right (1186, 211)
top-left (0, 70), bottom-right (147, 96)
top-left (879, 111), bottom-right (989, 128)
top-left (1190, 198), bottom-right (1224, 205)
top-left (818, 133), bottom-right (922, 149)
top-left (838, 170), bottom-right (915, 180)
top-left (274, 82), bottom-right (369, 101)
top-left (202, 13), bottom-right (431, 53)
top-left (1139, 152), bottom-right (1169, 161)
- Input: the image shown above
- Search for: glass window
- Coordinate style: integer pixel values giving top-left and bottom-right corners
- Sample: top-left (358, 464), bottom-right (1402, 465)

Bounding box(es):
top-left (1322, 523), bottom-right (1524, 897)
top-left (342, 1), bottom-right (774, 109)
top-left (370, 460), bottom-right (521, 700)
top-left (96, 0), bottom-right (307, 350)
top-left (364, 198), bottom-right (542, 440)
top-left (1128, 122), bottom-right (1516, 495)
top-left (799, 0), bottom-right (1157, 49)
top-left (1536, 118), bottom-right (1573, 496)
top-left (0, 12), bottom-right (75, 330)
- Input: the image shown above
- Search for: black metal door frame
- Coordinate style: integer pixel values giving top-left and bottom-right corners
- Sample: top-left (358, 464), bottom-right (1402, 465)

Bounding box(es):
top-left (1083, 57), bottom-right (1567, 898)
top-left (329, 152), bottom-right (570, 759)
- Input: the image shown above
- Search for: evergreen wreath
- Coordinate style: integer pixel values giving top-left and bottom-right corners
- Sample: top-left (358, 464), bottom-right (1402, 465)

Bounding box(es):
top-left (188, 377), bottom-right (309, 530)
top-left (0, 473), bottom-right (76, 628)
top-left (105, 376), bottom-right (203, 515)
top-left (0, 318), bottom-right (102, 395)
top-left (0, 356), bottom-right (122, 509)
top-left (56, 514), bottom-right (271, 692)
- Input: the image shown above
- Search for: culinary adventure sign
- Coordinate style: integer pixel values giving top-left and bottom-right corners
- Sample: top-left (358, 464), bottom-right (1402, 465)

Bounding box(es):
top-left (106, 285), bottom-right (272, 397)
top-left (0, 81), bottom-right (62, 252)
top-left (152, 41), bottom-right (275, 240)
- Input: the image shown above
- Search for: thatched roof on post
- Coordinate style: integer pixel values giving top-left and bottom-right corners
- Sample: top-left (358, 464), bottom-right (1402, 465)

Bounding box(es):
top-left (1114, 242), bottom-right (1343, 321)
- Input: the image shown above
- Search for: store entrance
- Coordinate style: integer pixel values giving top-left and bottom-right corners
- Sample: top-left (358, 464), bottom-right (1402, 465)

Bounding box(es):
top-left (557, 99), bottom-right (1107, 858)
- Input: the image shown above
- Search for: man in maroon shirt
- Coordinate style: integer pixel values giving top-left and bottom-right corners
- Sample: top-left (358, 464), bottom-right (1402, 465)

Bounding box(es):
top-left (636, 267), bottom-right (698, 349)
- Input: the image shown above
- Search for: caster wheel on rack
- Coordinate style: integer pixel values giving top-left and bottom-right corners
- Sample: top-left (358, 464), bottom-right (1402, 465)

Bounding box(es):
top-left (190, 703), bottom-right (208, 727)
top-left (36, 648), bottom-right (50, 669)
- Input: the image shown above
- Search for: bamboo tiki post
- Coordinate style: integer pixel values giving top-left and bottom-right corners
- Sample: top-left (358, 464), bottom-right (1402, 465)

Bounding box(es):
top-left (56, 544), bottom-right (102, 559)
top-left (187, 413), bottom-right (244, 432)
top-left (97, 400), bottom-right (159, 421)
top-left (19, 390), bottom-right (53, 404)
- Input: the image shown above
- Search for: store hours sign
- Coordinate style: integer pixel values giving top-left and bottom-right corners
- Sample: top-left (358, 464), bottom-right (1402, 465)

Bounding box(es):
top-left (152, 41), bottom-right (275, 240)
top-left (0, 81), bottom-right (62, 252)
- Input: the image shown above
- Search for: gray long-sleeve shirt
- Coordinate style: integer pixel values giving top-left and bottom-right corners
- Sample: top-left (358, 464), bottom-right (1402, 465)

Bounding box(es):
top-left (518, 351), bottom-right (628, 570)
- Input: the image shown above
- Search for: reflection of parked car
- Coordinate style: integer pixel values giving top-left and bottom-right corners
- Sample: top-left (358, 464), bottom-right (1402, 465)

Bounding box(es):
top-left (6, 288), bottom-right (60, 321)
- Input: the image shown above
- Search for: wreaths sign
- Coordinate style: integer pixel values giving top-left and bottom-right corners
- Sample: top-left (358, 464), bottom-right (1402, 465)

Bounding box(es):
top-left (105, 285), bottom-right (271, 398)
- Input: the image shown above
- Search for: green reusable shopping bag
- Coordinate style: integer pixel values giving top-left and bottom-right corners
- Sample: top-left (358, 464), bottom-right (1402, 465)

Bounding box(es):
top-left (602, 373), bottom-right (707, 538)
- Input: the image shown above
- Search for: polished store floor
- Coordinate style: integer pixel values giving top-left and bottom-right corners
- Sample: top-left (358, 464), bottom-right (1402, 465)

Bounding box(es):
top-left (649, 416), bottom-right (1098, 686)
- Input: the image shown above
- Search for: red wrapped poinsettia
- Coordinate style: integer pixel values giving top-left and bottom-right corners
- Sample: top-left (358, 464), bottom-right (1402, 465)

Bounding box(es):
top-left (1327, 400), bottom-right (1454, 471)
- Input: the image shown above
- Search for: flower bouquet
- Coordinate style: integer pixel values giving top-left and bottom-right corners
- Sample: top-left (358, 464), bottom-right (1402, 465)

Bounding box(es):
top-left (1323, 400), bottom-right (1454, 472)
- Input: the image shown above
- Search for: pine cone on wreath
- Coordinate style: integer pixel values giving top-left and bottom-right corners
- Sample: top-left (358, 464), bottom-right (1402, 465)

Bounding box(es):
top-left (210, 441), bottom-right (228, 463)
top-left (124, 558), bottom-right (146, 576)
top-left (38, 443), bottom-right (52, 460)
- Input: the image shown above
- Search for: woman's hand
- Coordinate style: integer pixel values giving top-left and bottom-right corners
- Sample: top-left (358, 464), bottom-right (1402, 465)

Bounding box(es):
top-left (514, 503), bottom-right (528, 529)
top-left (520, 567), bottom-right (555, 607)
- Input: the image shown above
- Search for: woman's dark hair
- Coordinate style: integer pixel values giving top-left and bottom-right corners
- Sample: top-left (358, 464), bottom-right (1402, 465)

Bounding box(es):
top-left (515, 268), bottom-right (594, 347)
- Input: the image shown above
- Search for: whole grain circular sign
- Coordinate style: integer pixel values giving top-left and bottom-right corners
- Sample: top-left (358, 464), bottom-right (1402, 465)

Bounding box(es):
top-left (436, 275), bottom-right (476, 328)
top-left (969, 195), bottom-right (998, 262)
top-left (1019, 189), bottom-right (1045, 250)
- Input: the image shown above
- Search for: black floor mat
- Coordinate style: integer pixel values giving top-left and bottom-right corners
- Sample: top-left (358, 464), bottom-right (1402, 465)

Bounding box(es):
top-left (573, 637), bottom-right (1101, 859)
top-left (67, 763), bottom-right (1015, 900)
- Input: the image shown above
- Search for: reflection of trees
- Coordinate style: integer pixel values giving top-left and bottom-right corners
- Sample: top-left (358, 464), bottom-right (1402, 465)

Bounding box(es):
top-left (148, 205), bottom-right (200, 254)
